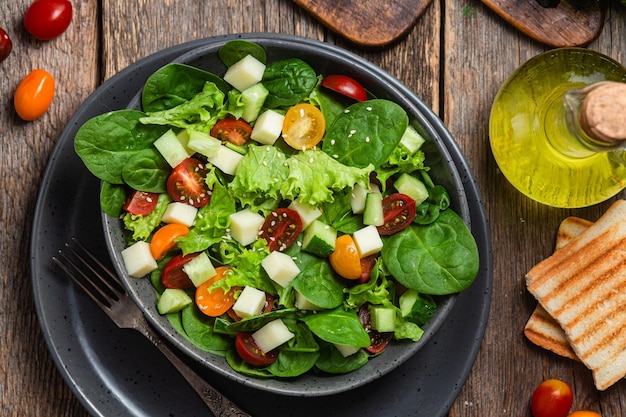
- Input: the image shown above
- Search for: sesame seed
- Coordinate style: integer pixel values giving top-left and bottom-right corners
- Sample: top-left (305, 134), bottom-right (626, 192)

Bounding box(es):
top-left (308, 157), bottom-right (314, 163)
top-left (365, 137), bottom-right (370, 142)
top-left (330, 139), bottom-right (335, 145)
top-left (366, 107), bottom-right (372, 111)
top-left (333, 154), bottom-right (338, 158)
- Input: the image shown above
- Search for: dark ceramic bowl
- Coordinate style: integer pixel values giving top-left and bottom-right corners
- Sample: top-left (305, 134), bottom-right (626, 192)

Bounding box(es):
top-left (103, 33), bottom-right (470, 396)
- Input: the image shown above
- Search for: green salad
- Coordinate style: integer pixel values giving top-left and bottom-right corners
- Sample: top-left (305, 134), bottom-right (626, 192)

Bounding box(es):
top-left (74, 40), bottom-right (480, 378)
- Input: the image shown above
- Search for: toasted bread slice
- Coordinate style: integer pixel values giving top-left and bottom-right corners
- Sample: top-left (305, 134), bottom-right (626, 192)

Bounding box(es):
top-left (526, 199), bottom-right (626, 391)
top-left (524, 216), bottom-right (593, 361)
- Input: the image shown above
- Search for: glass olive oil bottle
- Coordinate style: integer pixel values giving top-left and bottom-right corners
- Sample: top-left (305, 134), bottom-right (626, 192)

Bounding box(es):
top-left (489, 48), bottom-right (626, 208)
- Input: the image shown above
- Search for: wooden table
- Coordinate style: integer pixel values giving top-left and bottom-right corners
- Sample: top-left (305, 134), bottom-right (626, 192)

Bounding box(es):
top-left (2, 1), bottom-right (625, 416)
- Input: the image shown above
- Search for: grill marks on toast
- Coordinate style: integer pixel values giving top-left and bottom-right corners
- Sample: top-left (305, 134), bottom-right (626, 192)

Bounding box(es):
top-left (525, 200), bottom-right (626, 390)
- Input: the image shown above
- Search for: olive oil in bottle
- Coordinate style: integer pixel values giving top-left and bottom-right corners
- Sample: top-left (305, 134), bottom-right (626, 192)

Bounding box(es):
top-left (489, 48), bottom-right (626, 208)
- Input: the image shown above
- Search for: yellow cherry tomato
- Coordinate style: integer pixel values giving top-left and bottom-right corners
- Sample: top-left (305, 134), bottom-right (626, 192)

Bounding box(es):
top-left (281, 103), bottom-right (326, 150)
top-left (567, 412), bottom-right (602, 417)
top-left (149, 223), bottom-right (190, 260)
top-left (329, 234), bottom-right (362, 280)
top-left (14, 68), bottom-right (55, 121)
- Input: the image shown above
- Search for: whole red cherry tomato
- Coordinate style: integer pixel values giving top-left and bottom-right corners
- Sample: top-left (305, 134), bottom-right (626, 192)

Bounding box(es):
top-left (24, 0), bottom-right (73, 41)
top-left (0, 28), bottom-right (12, 62)
top-left (531, 379), bottom-right (573, 417)
top-left (320, 75), bottom-right (368, 102)
top-left (14, 69), bottom-right (56, 121)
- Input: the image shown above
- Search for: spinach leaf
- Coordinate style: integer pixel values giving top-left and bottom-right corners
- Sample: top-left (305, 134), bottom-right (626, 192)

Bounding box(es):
top-left (318, 189), bottom-right (363, 234)
top-left (290, 252), bottom-right (344, 309)
top-left (262, 58), bottom-right (317, 109)
top-left (381, 209), bottom-right (479, 295)
top-left (99, 182), bottom-right (127, 218)
top-left (218, 40), bottom-right (267, 67)
top-left (181, 305), bottom-right (232, 355)
top-left (225, 308), bottom-right (299, 333)
top-left (74, 110), bottom-right (169, 184)
top-left (300, 307), bottom-right (370, 347)
top-left (314, 343), bottom-right (368, 374)
top-left (141, 63), bottom-right (230, 112)
top-left (322, 99), bottom-right (408, 168)
top-left (121, 148), bottom-right (170, 193)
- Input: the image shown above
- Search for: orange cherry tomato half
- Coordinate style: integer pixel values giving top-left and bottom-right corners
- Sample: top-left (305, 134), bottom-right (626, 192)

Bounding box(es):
top-left (210, 117), bottom-right (252, 146)
top-left (149, 223), bottom-right (190, 260)
top-left (195, 266), bottom-right (237, 317)
top-left (531, 379), bottom-right (573, 417)
top-left (329, 234), bottom-right (362, 280)
top-left (281, 103), bottom-right (326, 150)
top-left (14, 69), bottom-right (55, 121)
top-left (0, 28), bottom-right (12, 62)
top-left (320, 75), bottom-right (368, 102)
top-left (567, 412), bottom-right (602, 417)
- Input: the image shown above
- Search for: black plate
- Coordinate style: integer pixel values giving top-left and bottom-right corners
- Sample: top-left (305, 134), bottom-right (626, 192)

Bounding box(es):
top-left (31, 35), bottom-right (492, 417)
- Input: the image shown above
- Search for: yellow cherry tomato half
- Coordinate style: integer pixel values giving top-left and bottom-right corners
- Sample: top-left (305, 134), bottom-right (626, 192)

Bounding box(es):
top-left (281, 103), bottom-right (326, 150)
top-left (329, 234), bottom-right (362, 280)
top-left (567, 412), bottom-right (602, 417)
top-left (149, 223), bottom-right (190, 260)
top-left (14, 68), bottom-right (55, 121)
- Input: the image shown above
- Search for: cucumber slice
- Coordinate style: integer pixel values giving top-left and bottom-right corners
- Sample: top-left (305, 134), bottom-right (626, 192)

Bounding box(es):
top-left (369, 305), bottom-right (396, 332)
top-left (241, 83), bottom-right (269, 122)
top-left (301, 219), bottom-right (336, 257)
top-left (157, 288), bottom-right (192, 314)
top-left (363, 192), bottom-right (384, 226)
top-left (394, 173), bottom-right (429, 205)
top-left (399, 125), bottom-right (425, 155)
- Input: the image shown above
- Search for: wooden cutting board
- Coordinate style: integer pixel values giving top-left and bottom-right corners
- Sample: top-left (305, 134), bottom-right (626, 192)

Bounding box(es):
top-left (481, 0), bottom-right (604, 47)
top-left (292, 0), bottom-right (433, 48)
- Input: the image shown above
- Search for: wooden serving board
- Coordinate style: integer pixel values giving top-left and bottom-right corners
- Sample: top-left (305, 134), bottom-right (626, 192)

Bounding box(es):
top-left (481, 0), bottom-right (604, 47)
top-left (292, 0), bottom-right (433, 47)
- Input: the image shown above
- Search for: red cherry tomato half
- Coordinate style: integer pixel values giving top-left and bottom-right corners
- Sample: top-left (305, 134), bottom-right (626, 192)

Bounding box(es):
top-left (14, 69), bottom-right (55, 121)
top-left (210, 117), bottom-right (252, 146)
top-left (358, 304), bottom-right (392, 355)
top-left (320, 75), bottom-right (368, 102)
top-left (24, 0), bottom-right (73, 41)
top-left (259, 208), bottom-right (303, 252)
top-left (122, 190), bottom-right (160, 215)
top-left (167, 158), bottom-right (211, 208)
top-left (531, 379), bottom-right (573, 417)
top-left (358, 255), bottom-right (377, 284)
top-left (235, 332), bottom-right (278, 366)
top-left (0, 28), bottom-right (12, 62)
top-left (377, 193), bottom-right (417, 236)
top-left (161, 253), bottom-right (198, 289)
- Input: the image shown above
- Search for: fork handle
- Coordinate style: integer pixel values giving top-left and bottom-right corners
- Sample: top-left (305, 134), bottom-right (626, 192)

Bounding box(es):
top-left (138, 321), bottom-right (252, 417)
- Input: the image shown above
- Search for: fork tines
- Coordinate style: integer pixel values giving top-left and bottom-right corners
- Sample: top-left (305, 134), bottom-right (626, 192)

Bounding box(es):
top-left (52, 237), bottom-right (125, 308)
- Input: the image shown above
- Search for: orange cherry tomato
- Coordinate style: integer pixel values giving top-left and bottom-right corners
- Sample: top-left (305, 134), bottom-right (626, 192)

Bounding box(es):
top-left (531, 379), bottom-right (573, 417)
top-left (329, 234), bottom-right (362, 280)
top-left (281, 103), bottom-right (325, 150)
top-left (14, 69), bottom-right (55, 121)
top-left (149, 223), bottom-right (190, 260)
top-left (567, 412), bottom-right (602, 417)
top-left (195, 266), bottom-right (237, 317)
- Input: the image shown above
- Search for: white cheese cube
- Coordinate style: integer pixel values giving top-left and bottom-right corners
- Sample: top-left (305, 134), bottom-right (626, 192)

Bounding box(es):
top-left (252, 319), bottom-right (294, 353)
top-left (232, 286), bottom-right (267, 318)
top-left (294, 291), bottom-right (323, 311)
top-left (229, 208), bottom-right (264, 246)
top-left (250, 110), bottom-right (284, 145)
top-left (182, 252), bottom-right (216, 287)
top-left (153, 129), bottom-right (193, 168)
top-left (206, 144), bottom-right (244, 176)
top-left (353, 225), bottom-right (384, 258)
top-left (161, 202), bottom-right (198, 227)
top-left (223, 54), bottom-right (266, 92)
top-left (121, 241), bottom-right (157, 278)
top-left (288, 200), bottom-right (321, 229)
top-left (334, 343), bottom-right (361, 357)
top-left (350, 183), bottom-right (380, 214)
top-left (261, 251), bottom-right (300, 287)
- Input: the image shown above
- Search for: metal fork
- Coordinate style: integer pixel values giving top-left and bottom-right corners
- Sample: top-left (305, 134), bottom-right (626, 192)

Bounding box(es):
top-left (52, 237), bottom-right (251, 417)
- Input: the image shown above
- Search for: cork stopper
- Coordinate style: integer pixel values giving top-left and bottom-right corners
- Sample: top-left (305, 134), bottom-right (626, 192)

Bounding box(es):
top-left (579, 82), bottom-right (626, 144)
